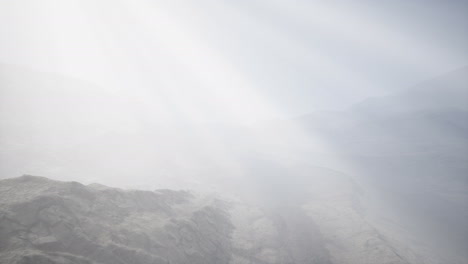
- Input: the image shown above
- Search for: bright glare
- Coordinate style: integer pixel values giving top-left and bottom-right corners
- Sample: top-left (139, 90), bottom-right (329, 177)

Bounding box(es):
top-left (0, 0), bottom-right (467, 263)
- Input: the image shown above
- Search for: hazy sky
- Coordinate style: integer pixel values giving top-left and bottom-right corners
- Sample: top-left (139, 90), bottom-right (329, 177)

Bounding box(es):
top-left (1, 4), bottom-right (467, 258)
top-left (1, 0), bottom-right (467, 123)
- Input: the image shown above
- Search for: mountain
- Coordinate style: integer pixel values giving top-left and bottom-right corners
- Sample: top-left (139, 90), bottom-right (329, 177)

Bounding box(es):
top-left (0, 175), bottom-right (235, 264)
top-left (296, 66), bottom-right (468, 262)
top-left (0, 64), bottom-right (142, 182)
top-left (0, 175), bottom-right (437, 264)
top-left (0, 64), bottom-right (466, 263)
top-left (353, 66), bottom-right (468, 114)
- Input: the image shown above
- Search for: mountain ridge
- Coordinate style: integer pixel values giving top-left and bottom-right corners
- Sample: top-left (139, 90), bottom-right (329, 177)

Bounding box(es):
top-left (0, 175), bottom-right (438, 264)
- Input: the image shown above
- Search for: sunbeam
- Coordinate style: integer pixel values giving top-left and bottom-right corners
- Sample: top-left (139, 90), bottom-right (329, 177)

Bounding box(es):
top-left (1, 0), bottom-right (467, 263)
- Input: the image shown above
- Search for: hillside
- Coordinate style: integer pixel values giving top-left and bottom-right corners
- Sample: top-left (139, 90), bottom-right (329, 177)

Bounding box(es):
top-left (0, 175), bottom-right (435, 264)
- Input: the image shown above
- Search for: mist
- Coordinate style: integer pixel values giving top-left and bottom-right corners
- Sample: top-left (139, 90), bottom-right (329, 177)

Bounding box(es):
top-left (1, 1), bottom-right (467, 264)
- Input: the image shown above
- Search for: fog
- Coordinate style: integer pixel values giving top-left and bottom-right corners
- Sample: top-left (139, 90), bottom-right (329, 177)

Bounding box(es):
top-left (0, 1), bottom-right (467, 263)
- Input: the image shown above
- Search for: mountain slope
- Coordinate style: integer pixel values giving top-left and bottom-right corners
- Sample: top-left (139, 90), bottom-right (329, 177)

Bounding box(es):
top-left (296, 66), bottom-right (468, 263)
top-left (0, 175), bottom-right (433, 264)
top-left (0, 175), bottom-right (234, 264)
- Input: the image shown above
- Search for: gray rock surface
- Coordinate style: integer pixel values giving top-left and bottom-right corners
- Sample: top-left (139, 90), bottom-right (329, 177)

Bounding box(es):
top-left (0, 175), bottom-right (233, 264)
top-left (0, 175), bottom-right (436, 264)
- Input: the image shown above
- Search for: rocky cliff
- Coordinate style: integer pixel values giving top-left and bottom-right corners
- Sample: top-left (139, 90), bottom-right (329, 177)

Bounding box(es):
top-left (0, 175), bottom-right (438, 264)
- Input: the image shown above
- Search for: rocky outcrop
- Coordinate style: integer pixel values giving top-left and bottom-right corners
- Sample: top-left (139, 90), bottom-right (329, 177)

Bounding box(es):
top-left (0, 175), bottom-right (435, 264)
top-left (0, 175), bottom-right (233, 264)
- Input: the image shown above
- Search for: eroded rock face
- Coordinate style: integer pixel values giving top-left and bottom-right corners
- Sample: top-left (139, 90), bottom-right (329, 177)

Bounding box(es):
top-left (0, 175), bottom-right (234, 264)
top-left (0, 175), bottom-right (435, 264)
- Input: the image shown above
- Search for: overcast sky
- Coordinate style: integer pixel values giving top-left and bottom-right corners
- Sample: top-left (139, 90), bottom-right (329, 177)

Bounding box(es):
top-left (1, 0), bottom-right (467, 123)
